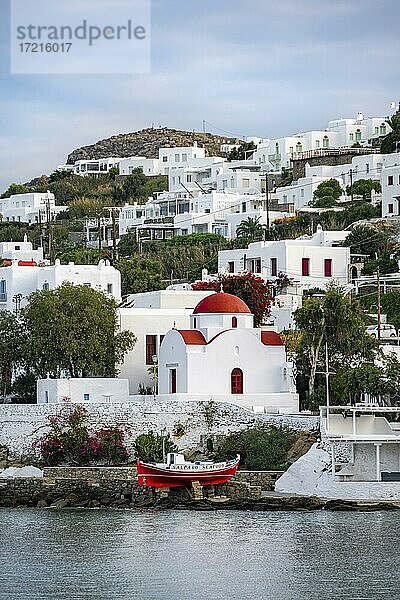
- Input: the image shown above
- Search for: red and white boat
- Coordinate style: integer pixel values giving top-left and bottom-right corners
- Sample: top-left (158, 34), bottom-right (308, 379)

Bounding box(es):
top-left (137, 452), bottom-right (240, 488)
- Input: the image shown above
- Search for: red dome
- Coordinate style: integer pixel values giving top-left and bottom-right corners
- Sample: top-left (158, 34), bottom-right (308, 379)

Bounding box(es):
top-left (193, 292), bottom-right (251, 315)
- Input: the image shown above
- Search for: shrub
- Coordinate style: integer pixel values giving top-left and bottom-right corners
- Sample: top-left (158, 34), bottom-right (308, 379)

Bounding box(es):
top-left (213, 426), bottom-right (296, 470)
top-left (33, 405), bottom-right (129, 466)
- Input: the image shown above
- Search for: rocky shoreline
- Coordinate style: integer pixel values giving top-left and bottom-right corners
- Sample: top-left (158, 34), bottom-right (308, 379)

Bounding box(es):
top-left (1, 470), bottom-right (400, 512)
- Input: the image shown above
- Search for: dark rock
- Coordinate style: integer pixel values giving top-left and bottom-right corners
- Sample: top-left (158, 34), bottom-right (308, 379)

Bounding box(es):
top-left (66, 127), bottom-right (240, 164)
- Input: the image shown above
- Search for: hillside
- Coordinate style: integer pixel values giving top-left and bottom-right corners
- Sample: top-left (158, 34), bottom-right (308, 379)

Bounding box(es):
top-left (67, 127), bottom-right (241, 164)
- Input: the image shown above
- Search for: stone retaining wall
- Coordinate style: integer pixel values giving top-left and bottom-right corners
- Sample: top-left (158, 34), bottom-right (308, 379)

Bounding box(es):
top-left (0, 400), bottom-right (319, 459)
top-left (234, 470), bottom-right (284, 491)
top-left (0, 465), bottom-right (264, 508)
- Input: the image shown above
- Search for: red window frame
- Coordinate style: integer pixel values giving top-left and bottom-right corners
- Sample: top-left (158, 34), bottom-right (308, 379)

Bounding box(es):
top-left (146, 335), bottom-right (157, 365)
top-left (231, 368), bottom-right (243, 394)
top-left (324, 259), bottom-right (332, 277)
top-left (302, 258), bottom-right (310, 276)
top-left (232, 316), bottom-right (238, 328)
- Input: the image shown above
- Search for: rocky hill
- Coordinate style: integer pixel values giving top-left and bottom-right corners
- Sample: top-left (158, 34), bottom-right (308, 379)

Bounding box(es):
top-left (67, 127), bottom-right (241, 164)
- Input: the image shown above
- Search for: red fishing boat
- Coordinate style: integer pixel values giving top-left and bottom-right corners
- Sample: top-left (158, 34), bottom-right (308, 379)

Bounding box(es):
top-left (137, 453), bottom-right (240, 488)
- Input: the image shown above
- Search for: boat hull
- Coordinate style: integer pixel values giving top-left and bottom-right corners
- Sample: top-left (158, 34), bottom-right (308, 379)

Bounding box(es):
top-left (136, 458), bottom-right (240, 488)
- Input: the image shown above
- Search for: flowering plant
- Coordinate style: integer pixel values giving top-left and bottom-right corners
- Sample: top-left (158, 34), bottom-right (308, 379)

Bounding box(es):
top-left (33, 406), bottom-right (129, 466)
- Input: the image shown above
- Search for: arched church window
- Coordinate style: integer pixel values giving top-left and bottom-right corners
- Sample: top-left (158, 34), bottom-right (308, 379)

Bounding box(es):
top-left (232, 316), bottom-right (237, 328)
top-left (231, 368), bottom-right (243, 394)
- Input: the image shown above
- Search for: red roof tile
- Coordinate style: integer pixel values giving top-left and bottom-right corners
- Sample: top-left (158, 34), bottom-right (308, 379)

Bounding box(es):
top-left (177, 330), bottom-right (207, 345)
top-left (261, 331), bottom-right (284, 346)
top-left (193, 292), bottom-right (251, 315)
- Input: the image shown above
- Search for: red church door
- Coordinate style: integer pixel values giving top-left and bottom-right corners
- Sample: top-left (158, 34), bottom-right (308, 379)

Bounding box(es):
top-left (231, 368), bottom-right (243, 394)
top-left (170, 369), bottom-right (177, 394)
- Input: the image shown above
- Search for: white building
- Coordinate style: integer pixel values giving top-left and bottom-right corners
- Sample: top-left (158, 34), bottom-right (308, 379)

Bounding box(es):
top-left (118, 289), bottom-right (213, 394)
top-left (158, 291), bottom-right (299, 413)
top-left (323, 405), bottom-right (400, 484)
top-left (252, 111), bottom-right (390, 172)
top-left (57, 157), bottom-right (122, 176)
top-left (0, 258), bottom-right (121, 312)
top-left (158, 144), bottom-right (206, 174)
top-left (37, 378), bottom-right (130, 404)
top-left (119, 156), bottom-right (161, 176)
top-left (0, 237), bottom-right (44, 263)
top-left (119, 191), bottom-right (289, 241)
top-left (381, 152), bottom-right (400, 218)
top-left (272, 152), bottom-right (385, 211)
top-left (218, 226), bottom-right (351, 294)
top-left (0, 192), bottom-right (66, 224)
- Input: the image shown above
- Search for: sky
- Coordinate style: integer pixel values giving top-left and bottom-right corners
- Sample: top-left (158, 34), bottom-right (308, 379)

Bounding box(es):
top-left (1, 0), bottom-right (400, 192)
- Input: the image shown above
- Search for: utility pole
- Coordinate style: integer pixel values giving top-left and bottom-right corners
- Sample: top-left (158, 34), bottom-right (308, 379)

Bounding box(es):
top-left (98, 215), bottom-right (103, 261)
top-left (325, 342), bottom-right (330, 411)
top-left (46, 197), bottom-right (55, 264)
top-left (265, 172), bottom-right (270, 231)
top-left (38, 206), bottom-right (44, 250)
top-left (377, 267), bottom-right (381, 341)
top-left (111, 208), bottom-right (117, 265)
top-left (202, 119), bottom-right (206, 133)
top-left (349, 169), bottom-right (353, 202)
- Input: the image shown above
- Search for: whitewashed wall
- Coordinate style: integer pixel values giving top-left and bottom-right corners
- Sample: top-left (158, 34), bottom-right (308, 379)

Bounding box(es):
top-left (0, 400), bottom-right (318, 458)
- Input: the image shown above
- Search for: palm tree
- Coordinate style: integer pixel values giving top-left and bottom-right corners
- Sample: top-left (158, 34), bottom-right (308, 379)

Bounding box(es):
top-left (236, 216), bottom-right (266, 241)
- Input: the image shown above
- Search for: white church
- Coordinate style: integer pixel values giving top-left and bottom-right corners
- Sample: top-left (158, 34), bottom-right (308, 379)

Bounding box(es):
top-left (158, 291), bottom-right (299, 413)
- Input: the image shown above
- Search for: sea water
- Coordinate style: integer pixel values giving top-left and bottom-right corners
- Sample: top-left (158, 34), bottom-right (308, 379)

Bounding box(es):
top-left (0, 508), bottom-right (398, 599)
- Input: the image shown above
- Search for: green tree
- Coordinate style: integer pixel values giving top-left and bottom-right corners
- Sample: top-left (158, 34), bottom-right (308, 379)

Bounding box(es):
top-left (113, 169), bottom-right (147, 204)
top-left (346, 179), bottom-right (381, 201)
top-left (293, 285), bottom-right (376, 402)
top-left (342, 224), bottom-right (393, 259)
top-left (117, 229), bottom-right (138, 258)
top-left (67, 197), bottom-right (108, 219)
top-left (236, 216), bottom-right (266, 241)
top-left (118, 257), bottom-right (164, 296)
top-left (22, 283), bottom-right (136, 378)
top-left (227, 141), bottom-right (256, 162)
top-left (56, 247), bottom-right (104, 265)
top-left (192, 272), bottom-right (272, 327)
top-left (332, 356), bottom-right (400, 406)
top-left (310, 196), bottom-right (338, 208)
top-left (359, 291), bottom-right (400, 330)
top-left (313, 179), bottom-right (343, 201)
top-left (0, 311), bottom-right (24, 400)
top-left (1, 183), bottom-right (31, 199)
top-left (0, 222), bottom-right (28, 242)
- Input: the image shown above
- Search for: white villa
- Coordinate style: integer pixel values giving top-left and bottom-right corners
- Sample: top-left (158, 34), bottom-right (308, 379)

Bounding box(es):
top-left (0, 192), bottom-right (67, 224)
top-left (58, 157), bottom-right (122, 176)
top-left (218, 226), bottom-right (352, 295)
top-left (0, 258), bottom-right (121, 312)
top-left (272, 152), bottom-right (385, 211)
top-left (252, 111), bottom-right (390, 172)
top-left (158, 291), bottom-right (298, 413)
